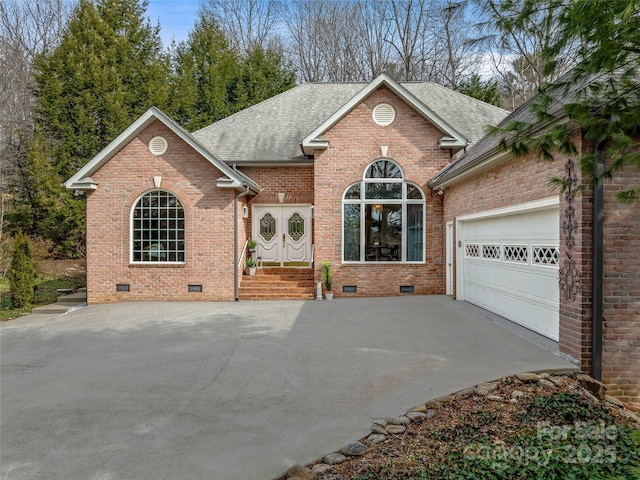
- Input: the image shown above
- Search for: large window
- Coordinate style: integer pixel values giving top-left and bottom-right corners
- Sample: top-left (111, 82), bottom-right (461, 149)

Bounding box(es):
top-left (132, 190), bottom-right (185, 263)
top-left (343, 159), bottom-right (425, 263)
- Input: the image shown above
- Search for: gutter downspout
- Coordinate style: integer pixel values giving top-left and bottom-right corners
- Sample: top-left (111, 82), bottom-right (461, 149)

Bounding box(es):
top-left (592, 138), bottom-right (606, 380)
top-left (234, 186), bottom-right (250, 301)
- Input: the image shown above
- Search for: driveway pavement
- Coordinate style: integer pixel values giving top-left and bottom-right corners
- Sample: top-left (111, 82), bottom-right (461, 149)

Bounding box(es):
top-left (1, 296), bottom-right (575, 480)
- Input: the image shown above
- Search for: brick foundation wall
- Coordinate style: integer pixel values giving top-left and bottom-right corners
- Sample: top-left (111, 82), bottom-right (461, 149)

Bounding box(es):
top-left (86, 120), bottom-right (237, 302)
top-left (313, 86), bottom-right (449, 296)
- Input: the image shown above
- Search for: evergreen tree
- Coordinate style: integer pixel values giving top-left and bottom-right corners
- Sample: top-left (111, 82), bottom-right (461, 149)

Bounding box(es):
top-left (23, 0), bottom-right (170, 255)
top-left (457, 73), bottom-right (501, 107)
top-left (489, 0), bottom-right (640, 202)
top-left (8, 230), bottom-right (37, 308)
top-left (169, 10), bottom-right (295, 131)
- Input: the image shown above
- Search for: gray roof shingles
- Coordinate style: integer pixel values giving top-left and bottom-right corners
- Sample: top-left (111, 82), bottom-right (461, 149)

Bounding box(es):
top-left (192, 82), bottom-right (509, 165)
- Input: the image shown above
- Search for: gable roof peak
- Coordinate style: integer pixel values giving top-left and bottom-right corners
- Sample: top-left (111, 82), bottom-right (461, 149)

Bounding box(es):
top-left (301, 73), bottom-right (468, 156)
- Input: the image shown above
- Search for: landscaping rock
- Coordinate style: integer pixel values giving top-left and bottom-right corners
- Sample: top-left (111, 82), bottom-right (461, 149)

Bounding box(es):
top-left (577, 374), bottom-right (607, 400)
top-left (425, 400), bottom-right (442, 409)
top-left (515, 372), bottom-right (540, 383)
top-left (549, 376), bottom-right (565, 386)
top-left (425, 409), bottom-right (436, 419)
top-left (605, 395), bottom-right (624, 407)
top-left (387, 416), bottom-right (410, 425)
top-left (538, 372), bottom-right (550, 379)
top-left (538, 379), bottom-right (555, 389)
top-left (312, 464), bottom-right (332, 475)
top-left (341, 442), bottom-right (368, 456)
top-left (411, 404), bottom-right (427, 413)
top-left (386, 424), bottom-right (406, 434)
top-left (366, 434), bottom-right (387, 445)
top-left (371, 425), bottom-right (388, 435)
top-left (372, 418), bottom-right (388, 427)
top-left (456, 388), bottom-right (475, 399)
top-left (487, 395), bottom-right (506, 403)
top-left (474, 388), bottom-right (490, 396)
top-left (286, 464), bottom-right (317, 480)
top-left (511, 390), bottom-right (525, 400)
top-left (477, 382), bottom-right (498, 392)
top-left (323, 453), bottom-right (347, 465)
top-left (406, 411), bottom-right (426, 421)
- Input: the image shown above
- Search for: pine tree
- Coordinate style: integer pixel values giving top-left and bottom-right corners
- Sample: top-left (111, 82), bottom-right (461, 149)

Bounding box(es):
top-left (168, 10), bottom-right (296, 131)
top-left (8, 230), bottom-right (37, 308)
top-left (24, 0), bottom-right (170, 255)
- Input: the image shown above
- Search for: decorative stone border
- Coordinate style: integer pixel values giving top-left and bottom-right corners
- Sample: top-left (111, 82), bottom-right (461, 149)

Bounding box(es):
top-left (280, 371), bottom-right (640, 480)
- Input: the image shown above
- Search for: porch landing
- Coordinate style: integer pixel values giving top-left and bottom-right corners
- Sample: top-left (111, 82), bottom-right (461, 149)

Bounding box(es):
top-left (239, 267), bottom-right (315, 300)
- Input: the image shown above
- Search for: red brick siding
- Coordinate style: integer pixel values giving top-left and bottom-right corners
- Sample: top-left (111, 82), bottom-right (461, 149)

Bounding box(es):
top-left (239, 166), bottom-right (314, 241)
top-left (313, 86), bottom-right (449, 296)
top-left (601, 164), bottom-right (640, 406)
top-left (86, 120), bottom-right (237, 302)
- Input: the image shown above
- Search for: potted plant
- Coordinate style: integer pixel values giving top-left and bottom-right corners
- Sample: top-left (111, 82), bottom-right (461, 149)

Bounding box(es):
top-left (246, 257), bottom-right (257, 276)
top-left (247, 239), bottom-right (257, 253)
top-left (321, 261), bottom-right (333, 300)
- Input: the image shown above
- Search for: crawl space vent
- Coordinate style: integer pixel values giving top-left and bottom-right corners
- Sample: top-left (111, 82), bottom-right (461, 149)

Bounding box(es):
top-left (372, 103), bottom-right (396, 126)
top-left (149, 136), bottom-right (168, 156)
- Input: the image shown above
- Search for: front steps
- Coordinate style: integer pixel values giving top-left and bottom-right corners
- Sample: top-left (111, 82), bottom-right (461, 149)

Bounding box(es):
top-left (239, 268), bottom-right (315, 300)
top-left (31, 288), bottom-right (87, 315)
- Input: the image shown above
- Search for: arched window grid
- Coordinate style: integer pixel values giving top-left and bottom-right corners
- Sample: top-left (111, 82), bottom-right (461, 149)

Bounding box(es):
top-left (342, 159), bottom-right (425, 264)
top-left (130, 189), bottom-right (186, 264)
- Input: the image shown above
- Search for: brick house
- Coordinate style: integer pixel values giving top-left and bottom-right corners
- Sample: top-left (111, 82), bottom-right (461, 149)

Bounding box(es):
top-left (66, 73), bottom-right (639, 406)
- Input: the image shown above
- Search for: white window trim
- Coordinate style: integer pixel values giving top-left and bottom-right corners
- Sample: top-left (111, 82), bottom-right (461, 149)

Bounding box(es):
top-left (341, 159), bottom-right (426, 264)
top-left (130, 189), bottom-right (186, 265)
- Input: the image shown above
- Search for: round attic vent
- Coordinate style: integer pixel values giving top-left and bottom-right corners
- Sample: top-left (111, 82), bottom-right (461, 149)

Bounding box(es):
top-left (372, 103), bottom-right (396, 126)
top-left (149, 136), bottom-right (168, 156)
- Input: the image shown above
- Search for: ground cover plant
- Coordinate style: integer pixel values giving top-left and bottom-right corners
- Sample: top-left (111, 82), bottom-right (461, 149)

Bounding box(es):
top-left (300, 374), bottom-right (640, 480)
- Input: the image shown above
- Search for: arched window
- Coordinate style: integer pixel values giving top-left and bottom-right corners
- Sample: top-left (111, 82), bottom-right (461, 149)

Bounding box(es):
top-left (343, 159), bottom-right (425, 263)
top-left (131, 190), bottom-right (185, 263)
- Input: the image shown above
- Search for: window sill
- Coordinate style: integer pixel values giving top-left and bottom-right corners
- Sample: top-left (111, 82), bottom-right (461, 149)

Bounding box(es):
top-left (129, 262), bottom-right (186, 268)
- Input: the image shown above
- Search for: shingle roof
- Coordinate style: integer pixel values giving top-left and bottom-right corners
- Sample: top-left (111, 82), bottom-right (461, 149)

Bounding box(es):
top-left (192, 81), bottom-right (509, 165)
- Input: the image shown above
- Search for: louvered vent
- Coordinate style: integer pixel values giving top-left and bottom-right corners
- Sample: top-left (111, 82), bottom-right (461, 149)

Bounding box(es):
top-left (149, 136), bottom-right (168, 156)
top-left (372, 103), bottom-right (396, 126)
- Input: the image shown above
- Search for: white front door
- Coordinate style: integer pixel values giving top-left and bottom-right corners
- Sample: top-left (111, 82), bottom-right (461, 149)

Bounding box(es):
top-left (253, 205), bottom-right (312, 266)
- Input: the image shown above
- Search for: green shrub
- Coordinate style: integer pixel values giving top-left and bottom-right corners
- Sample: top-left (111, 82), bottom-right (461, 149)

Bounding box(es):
top-left (8, 230), bottom-right (36, 308)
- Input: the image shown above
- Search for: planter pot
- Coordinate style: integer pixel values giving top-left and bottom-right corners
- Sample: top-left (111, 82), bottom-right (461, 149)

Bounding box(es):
top-left (325, 292), bottom-right (334, 300)
top-left (249, 267), bottom-right (257, 276)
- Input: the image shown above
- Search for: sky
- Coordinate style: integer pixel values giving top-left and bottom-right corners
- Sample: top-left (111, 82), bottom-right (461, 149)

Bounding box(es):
top-left (147, 0), bottom-right (199, 46)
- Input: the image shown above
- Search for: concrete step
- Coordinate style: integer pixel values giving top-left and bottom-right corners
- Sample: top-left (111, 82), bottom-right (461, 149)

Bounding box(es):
top-left (31, 303), bottom-right (74, 315)
top-left (56, 292), bottom-right (88, 304)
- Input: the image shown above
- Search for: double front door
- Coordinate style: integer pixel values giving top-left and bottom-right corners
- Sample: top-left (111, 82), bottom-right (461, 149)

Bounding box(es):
top-left (253, 205), bottom-right (312, 266)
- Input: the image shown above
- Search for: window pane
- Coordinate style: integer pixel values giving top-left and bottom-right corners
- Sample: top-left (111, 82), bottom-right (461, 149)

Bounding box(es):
top-left (407, 204), bottom-right (423, 261)
top-left (365, 160), bottom-right (402, 179)
top-left (132, 190), bottom-right (185, 262)
top-left (407, 183), bottom-right (424, 199)
top-left (365, 182), bottom-right (402, 199)
top-left (344, 184), bottom-right (360, 199)
top-left (343, 204), bottom-right (361, 261)
top-left (365, 204), bottom-right (401, 262)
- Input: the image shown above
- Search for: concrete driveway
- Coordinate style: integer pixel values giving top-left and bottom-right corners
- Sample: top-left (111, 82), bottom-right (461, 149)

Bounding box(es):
top-left (1, 296), bottom-right (574, 480)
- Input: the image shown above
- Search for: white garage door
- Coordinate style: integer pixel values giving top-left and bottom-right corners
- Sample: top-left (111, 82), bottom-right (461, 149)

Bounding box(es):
top-left (460, 206), bottom-right (559, 340)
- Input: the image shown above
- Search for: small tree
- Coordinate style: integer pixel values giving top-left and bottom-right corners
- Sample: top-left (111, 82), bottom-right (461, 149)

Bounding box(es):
top-left (8, 230), bottom-right (37, 308)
